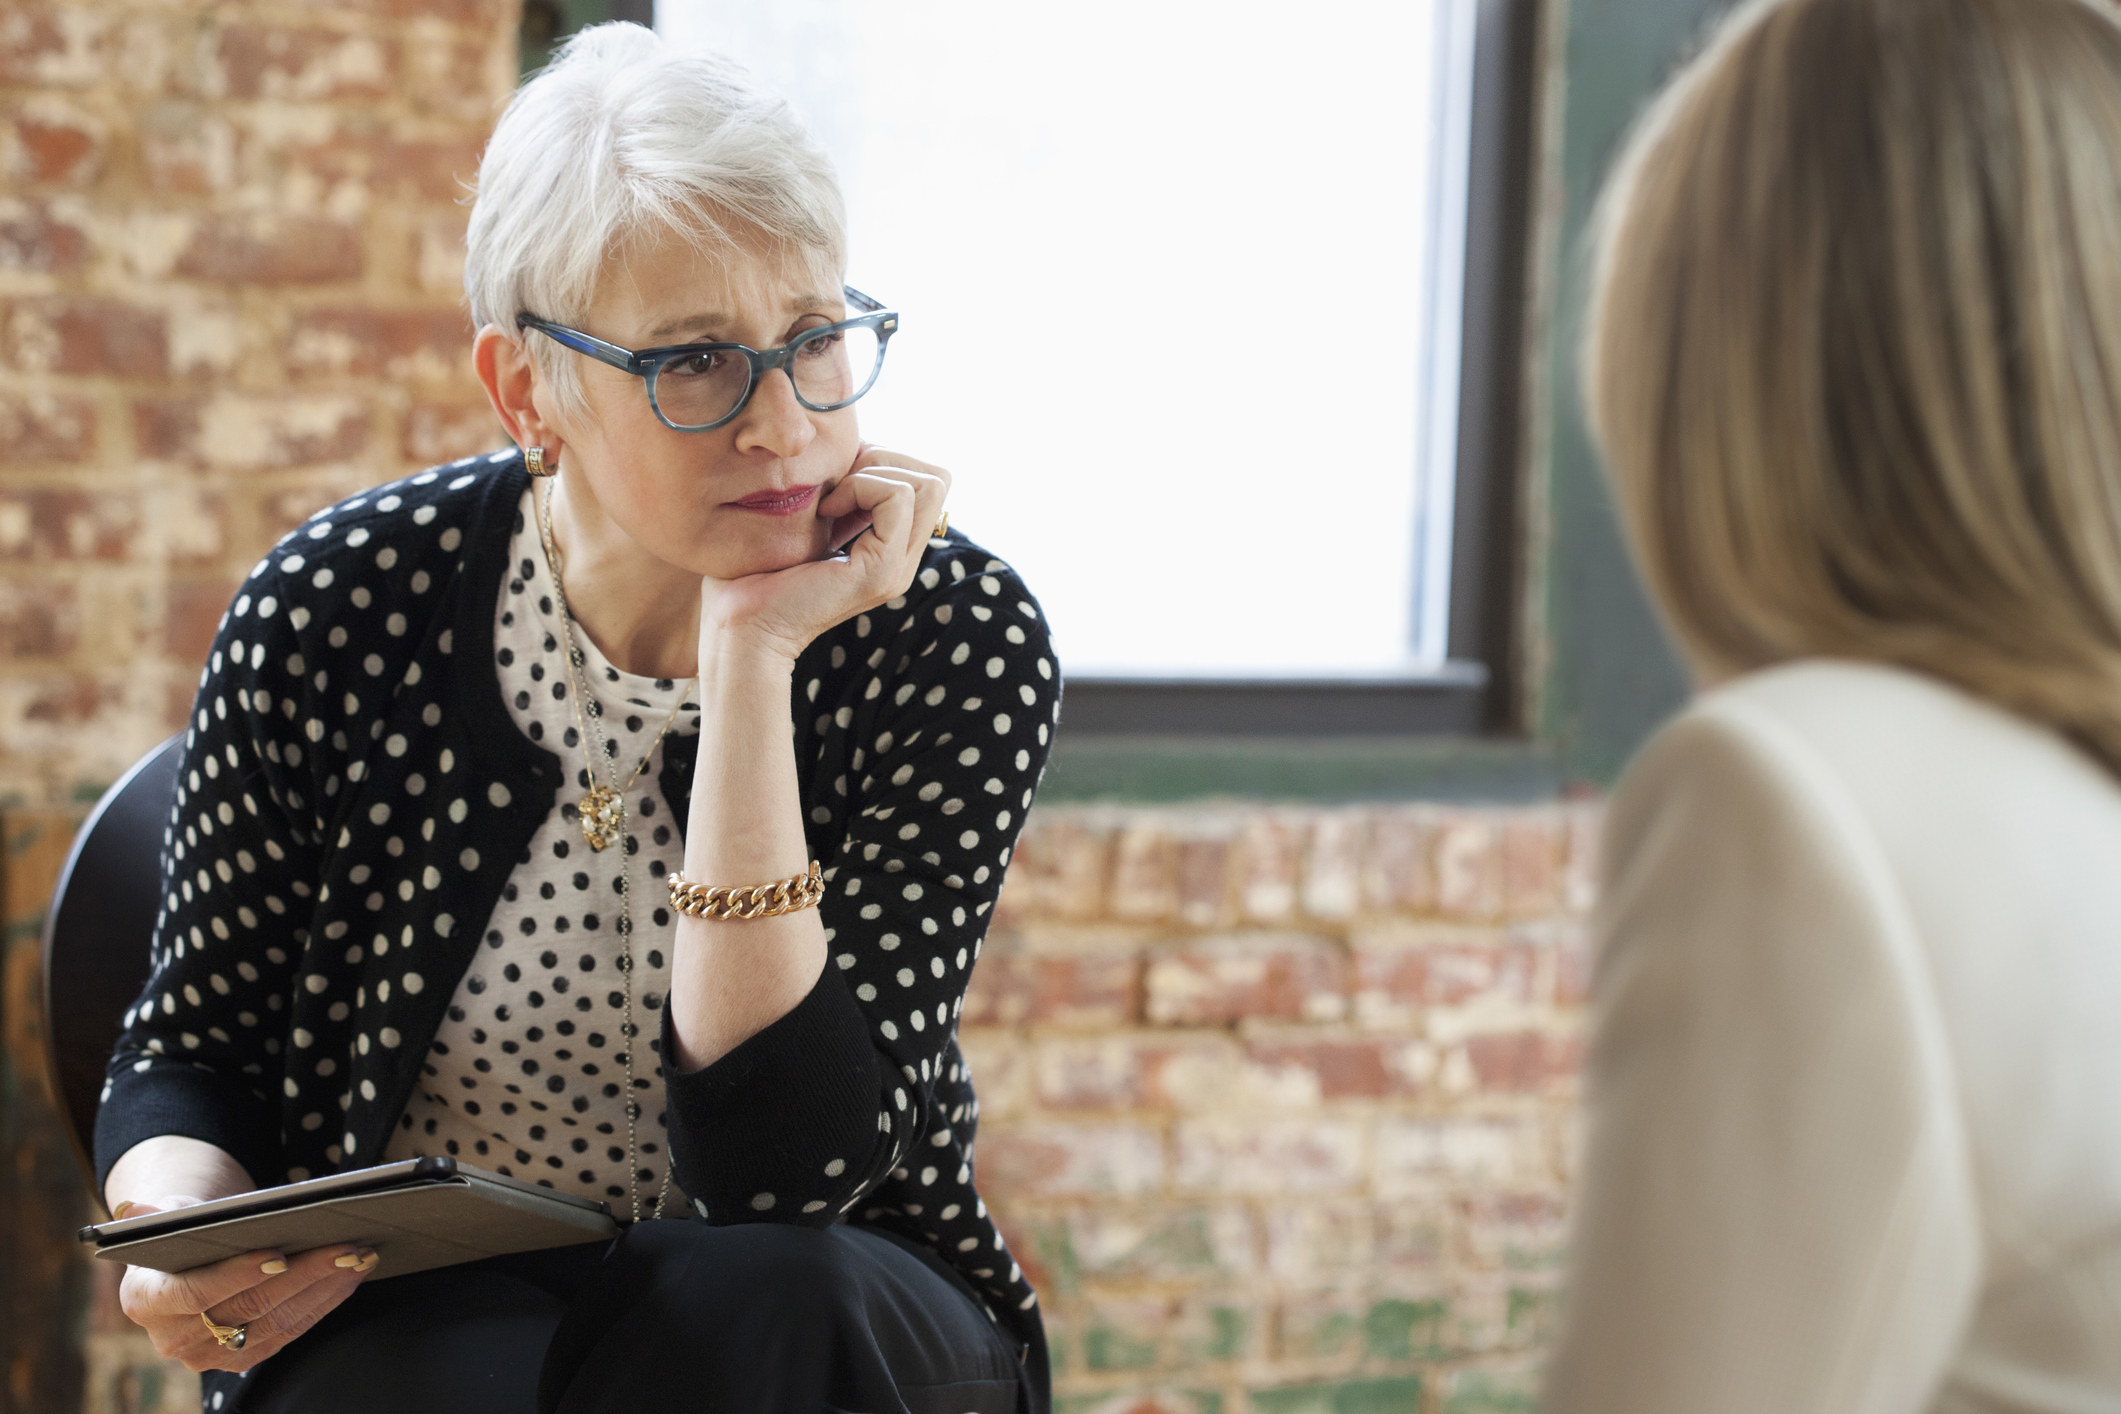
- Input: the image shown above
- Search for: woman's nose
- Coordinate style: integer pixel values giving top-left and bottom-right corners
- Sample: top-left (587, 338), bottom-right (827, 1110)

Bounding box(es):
top-left (732, 366), bottom-right (815, 458)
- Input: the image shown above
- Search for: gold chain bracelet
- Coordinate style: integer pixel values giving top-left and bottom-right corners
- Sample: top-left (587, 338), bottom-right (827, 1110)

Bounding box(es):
top-left (667, 860), bottom-right (825, 920)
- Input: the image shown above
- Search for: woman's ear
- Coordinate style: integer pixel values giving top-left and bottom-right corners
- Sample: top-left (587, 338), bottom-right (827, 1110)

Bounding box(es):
top-left (474, 325), bottom-right (559, 458)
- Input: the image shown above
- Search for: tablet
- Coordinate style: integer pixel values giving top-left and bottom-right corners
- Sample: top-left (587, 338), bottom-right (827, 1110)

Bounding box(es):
top-left (80, 1156), bottom-right (621, 1280)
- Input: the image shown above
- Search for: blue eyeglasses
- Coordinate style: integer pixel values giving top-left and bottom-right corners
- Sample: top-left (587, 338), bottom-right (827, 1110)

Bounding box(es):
top-left (516, 286), bottom-right (898, 433)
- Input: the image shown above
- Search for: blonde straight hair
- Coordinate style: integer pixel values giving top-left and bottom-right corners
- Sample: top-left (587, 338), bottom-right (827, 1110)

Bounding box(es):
top-left (1585, 0), bottom-right (2121, 776)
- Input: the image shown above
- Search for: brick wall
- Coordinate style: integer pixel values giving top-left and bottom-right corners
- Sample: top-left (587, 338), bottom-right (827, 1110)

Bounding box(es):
top-left (0, 4), bottom-right (1597, 1413)
top-left (0, 0), bottom-right (517, 808)
top-left (6, 800), bottom-right (1595, 1414)
top-left (983, 805), bottom-right (1594, 1414)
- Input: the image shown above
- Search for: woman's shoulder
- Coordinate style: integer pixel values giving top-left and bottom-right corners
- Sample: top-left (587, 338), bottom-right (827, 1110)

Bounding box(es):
top-left (244, 449), bottom-right (522, 585)
top-left (219, 450), bottom-right (525, 650)
top-left (1616, 655), bottom-right (2121, 934)
top-left (1658, 657), bottom-right (2120, 811)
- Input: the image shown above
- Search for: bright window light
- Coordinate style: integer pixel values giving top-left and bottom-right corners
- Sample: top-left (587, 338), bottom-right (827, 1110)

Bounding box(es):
top-left (658, 0), bottom-right (1479, 676)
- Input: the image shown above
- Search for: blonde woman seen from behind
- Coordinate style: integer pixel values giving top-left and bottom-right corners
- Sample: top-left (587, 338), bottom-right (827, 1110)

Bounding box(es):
top-left (1549, 0), bottom-right (2121, 1409)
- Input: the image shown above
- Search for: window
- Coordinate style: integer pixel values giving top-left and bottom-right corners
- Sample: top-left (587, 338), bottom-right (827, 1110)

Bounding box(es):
top-left (658, 0), bottom-right (1537, 734)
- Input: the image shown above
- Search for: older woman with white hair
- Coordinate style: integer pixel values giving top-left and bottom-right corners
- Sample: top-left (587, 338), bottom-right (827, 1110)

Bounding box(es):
top-left (90, 22), bottom-right (1053, 1414)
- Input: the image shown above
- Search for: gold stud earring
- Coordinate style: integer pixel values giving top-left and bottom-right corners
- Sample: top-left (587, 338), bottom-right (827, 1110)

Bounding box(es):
top-left (525, 444), bottom-right (556, 478)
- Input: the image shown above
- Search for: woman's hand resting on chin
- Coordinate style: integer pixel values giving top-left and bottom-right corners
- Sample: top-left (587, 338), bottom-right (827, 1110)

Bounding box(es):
top-left (700, 443), bottom-right (951, 666)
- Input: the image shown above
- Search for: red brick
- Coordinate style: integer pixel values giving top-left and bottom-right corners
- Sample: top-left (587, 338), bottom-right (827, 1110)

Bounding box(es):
top-left (1434, 815), bottom-right (1504, 919)
top-left (139, 105), bottom-right (236, 194)
top-left (0, 11), bottom-right (109, 86)
top-left (1365, 808), bottom-right (1440, 916)
top-left (1172, 1117), bottom-right (1364, 1195)
top-left (4, 106), bottom-right (103, 185)
top-left (1461, 1032), bottom-right (1583, 1095)
top-left (0, 578), bottom-right (79, 656)
top-left (962, 952), bottom-right (1138, 1028)
top-left (1108, 823), bottom-right (1178, 921)
top-left (977, 1122), bottom-right (1165, 1199)
top-left (1233, 815), bottom-right (1300, 921)
top-left (1032, 1035), bottom-right (1148, 1110)
top-left (165, 577), bottom-right (235, 660)
top-left (996, 819), bottom-right (1109, 923)
top-left (1553, 924), bottom-right (1592, 1009)
top-left (1375, 1118), bottom-right (1549, 1191)
top-left (412, 208), bottom-right (471, 295)
top-left (294, 129), bottom-right (487, 202)
top-left (212, 25), bottom-right (396, 101)
top-left (287, 0), bottom-right (511, 23)
top-left (1500, 814), bottom-right (1563, 917)
top-left (1352, 937), bottom-right (1539, 1022)
top-left (12, 673), bottom-right (112, 728)
top-left (1174, 833), bottom-right (1232, 927)
top-left (288, 308), bottom-right (471, 383)
top-left (1455, 1191), bottom-right (1569, 1272)
top-left (403, 400), bottom-right (503, 467)
top-left (1301, 813), bottom-right (1364, 919)
top-left (5, 298), bottom-right (168, 379)
top-left (1144, 933), bottom-right (1346, 1026)
top-left (1244, 1036), bottom-right (1429, 1100)
top-left (0, 392), bottom-right (97, 465)
top-left (1031, 1034), bottom-right (1241, 1111)
top-left (0, 199), bottom-right (89, 273)
top-left (173, 214), bottom-right (363, 285)
top-left (0, 487), bottom-right (139, 560)
top-left (403, 36), bottom-right (510, 120)
top-left (135, 396), bottom-right (369, 469)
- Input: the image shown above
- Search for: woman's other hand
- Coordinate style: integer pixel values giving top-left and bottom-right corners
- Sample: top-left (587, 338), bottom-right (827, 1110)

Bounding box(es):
top-left (115, 1196), bottom-right (376, 1374)
top-left (700, 443), bottom-right (950, 664)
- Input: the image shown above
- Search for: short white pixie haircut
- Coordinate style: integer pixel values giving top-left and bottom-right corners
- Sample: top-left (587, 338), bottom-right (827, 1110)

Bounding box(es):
top-left (463, 22), bottom-right (847, 417)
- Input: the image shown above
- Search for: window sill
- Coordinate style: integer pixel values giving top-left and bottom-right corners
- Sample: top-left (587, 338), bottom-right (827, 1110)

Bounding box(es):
top-left (1057, 662), bottom-right (1491, 737)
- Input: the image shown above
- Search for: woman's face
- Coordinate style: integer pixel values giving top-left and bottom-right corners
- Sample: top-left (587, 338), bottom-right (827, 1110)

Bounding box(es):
top-left (546, 231), bottom-right (860, 581)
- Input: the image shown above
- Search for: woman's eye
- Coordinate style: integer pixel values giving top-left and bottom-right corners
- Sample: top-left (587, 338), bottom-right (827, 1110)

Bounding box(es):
top-left (668, 351), bottom-right (727, 378)
top-left (797, 332), bottom-right (843, 359)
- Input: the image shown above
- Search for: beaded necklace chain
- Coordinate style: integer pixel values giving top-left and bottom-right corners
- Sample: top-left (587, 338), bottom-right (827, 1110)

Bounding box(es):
top-left (534, 480), bottom-right (692, 1223)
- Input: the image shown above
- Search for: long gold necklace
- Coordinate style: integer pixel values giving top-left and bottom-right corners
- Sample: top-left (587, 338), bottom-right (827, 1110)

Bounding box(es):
top-left (533, 480), bottom-right (691, 1221)
top-left (534, 485), bottom-right (694, 852)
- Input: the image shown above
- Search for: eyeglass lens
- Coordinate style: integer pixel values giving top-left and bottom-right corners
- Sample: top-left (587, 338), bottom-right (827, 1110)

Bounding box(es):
top-left (650, 325), bottom-right (884, 429)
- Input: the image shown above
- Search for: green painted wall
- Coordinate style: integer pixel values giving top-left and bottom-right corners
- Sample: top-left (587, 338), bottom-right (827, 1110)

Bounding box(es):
top-left (1535, 0), bottom-right (1729, 785)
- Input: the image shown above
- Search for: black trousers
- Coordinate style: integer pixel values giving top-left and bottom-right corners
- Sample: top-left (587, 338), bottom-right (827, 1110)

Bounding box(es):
top-left (236, 1220), bottom-right (1030, 1414)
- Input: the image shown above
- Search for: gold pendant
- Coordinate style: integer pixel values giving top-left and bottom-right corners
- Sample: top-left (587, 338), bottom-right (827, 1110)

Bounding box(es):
top-left (579, 784), bottom-right (624, 851)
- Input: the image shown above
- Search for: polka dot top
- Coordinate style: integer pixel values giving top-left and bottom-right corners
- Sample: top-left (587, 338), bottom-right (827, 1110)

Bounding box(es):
top-left (381, 486), bottom-right (700, 1207)
top-left (93, 452), bottom-right (1059, 1411)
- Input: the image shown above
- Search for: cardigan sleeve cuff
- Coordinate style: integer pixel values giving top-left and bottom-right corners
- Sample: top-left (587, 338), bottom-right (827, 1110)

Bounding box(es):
top-left (660, 962), bottom-right (886, 1225)
top-left (94, 1062), bottom-right (284, 1197)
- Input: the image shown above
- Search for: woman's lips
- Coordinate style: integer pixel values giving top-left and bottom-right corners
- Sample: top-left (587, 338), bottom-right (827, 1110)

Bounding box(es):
top-left (727, 484), bottom-right (819, 516)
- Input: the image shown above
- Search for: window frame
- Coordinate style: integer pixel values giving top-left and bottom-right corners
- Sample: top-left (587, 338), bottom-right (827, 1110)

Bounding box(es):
top-left (1057, 0), bottom-right (1545, 744)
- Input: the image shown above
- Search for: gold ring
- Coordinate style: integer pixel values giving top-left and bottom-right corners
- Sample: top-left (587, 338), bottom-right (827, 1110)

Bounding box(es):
top-left (931, 511), bottom-right (949, 540)
top-left (200, 1311), bottom-right (247, 1351)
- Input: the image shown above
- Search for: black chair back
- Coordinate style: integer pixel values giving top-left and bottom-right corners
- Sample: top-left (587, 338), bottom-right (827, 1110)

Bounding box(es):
top-left (39, 734), bottom-right (183, 1191)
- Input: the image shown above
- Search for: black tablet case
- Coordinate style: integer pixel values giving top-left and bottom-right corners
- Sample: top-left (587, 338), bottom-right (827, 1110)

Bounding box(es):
top-left (81, 1157), bottom-right (620, 1280)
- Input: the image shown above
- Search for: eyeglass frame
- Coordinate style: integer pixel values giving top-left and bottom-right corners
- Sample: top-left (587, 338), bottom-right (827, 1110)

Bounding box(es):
top-left (515, 285), bottom-right (899, 433)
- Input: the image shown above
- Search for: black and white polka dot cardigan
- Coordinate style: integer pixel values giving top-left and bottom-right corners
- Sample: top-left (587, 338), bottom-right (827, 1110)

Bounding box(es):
top-left (93, 450), bottom-right (1058, 1396)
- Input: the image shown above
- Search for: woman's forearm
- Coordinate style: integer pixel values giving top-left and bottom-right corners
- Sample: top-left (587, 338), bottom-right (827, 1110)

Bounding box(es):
top-left (105, 1135), bottom-right (258, 1214)
top-left (667, 633), bottom-right (829, 1073)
